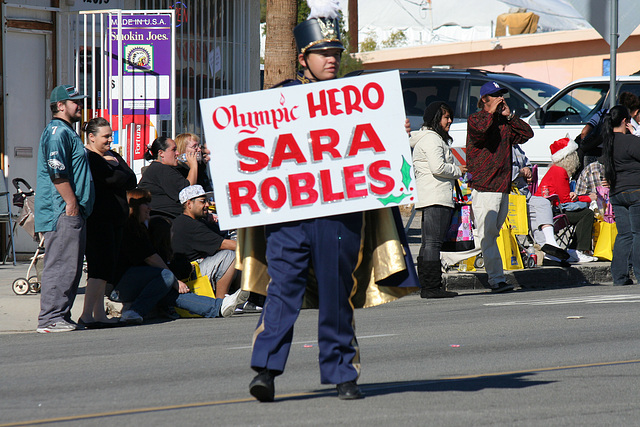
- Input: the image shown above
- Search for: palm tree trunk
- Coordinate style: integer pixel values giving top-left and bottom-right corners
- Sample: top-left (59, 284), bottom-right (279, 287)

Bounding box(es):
top-left (264, 0), bottom-right (298, 89)
top-left (348, 0), bottom-right (358, 53)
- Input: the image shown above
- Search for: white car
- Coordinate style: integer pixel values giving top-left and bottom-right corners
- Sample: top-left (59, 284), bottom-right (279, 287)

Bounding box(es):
top-left (519, 75), bottom-right (640, 166)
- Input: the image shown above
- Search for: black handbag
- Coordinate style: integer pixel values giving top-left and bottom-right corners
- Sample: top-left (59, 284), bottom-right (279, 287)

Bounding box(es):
top-left (441, 181), bottom-right (475, 252)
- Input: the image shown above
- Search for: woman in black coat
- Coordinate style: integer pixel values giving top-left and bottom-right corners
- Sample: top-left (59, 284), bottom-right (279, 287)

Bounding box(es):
top-left (78, 117), bottom-right (137, 328)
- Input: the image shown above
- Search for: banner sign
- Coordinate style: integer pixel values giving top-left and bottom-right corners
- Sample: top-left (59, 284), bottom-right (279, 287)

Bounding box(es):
top-left (200, 71), bottom-right (416, 229)
top-left (111, 13), bottom-right (172, 115)
top-left (82, 111), bottom-right (157, 162)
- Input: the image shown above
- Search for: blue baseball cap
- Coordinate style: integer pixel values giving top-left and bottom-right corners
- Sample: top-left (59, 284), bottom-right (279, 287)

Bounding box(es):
top-left (480, 81), bottom-right (508, 98)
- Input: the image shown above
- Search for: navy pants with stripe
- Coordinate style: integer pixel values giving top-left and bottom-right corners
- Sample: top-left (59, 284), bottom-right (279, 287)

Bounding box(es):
top-left (251, 212), bottom-right (363, 385)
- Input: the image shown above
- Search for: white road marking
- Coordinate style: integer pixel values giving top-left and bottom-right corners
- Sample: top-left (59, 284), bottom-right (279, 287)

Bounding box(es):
top-left (227, 333), bottom-right (397, 350)
top-left (484, 294), bottom-right (640, 306)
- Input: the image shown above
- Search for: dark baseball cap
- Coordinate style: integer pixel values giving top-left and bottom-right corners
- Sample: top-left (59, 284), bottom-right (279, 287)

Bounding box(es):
top-left (50, 85), bottom-right (87, 103)
top-left (480, 81), bottom-right (508, 97)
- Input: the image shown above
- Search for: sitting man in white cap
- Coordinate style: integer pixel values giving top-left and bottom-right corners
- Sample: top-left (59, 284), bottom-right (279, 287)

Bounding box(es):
top-left (172, 185), bottom-right (238, 297)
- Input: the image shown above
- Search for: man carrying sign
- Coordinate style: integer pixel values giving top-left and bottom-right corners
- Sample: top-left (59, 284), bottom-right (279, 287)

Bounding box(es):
top-left (248, 0), bottom-right (397, 402)
top-left (248, 1), bottom-right (363, 402)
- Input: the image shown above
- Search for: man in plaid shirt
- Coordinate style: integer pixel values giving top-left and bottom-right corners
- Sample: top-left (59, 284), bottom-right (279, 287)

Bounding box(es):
top-left (467, 81), bottom-right (533, 293)
top-left (575, 161), bottom-right (605, 198)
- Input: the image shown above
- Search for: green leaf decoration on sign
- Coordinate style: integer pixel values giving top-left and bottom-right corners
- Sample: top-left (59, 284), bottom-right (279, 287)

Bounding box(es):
top-left (378, 193), bottom-right (410, 206)
top-left (401, 156), bottom-right (412, 189)
top-left (376, 155), bottom-right (414, 206)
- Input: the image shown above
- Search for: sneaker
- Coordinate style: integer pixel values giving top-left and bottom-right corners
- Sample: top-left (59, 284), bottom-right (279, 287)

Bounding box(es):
top-left (235, 301), bottom-right (263, 314)
top-left (585, 253), bottom-right (599, 262)
top-left (120, 310), bottom-right (143, 325)
top-left (490, 282), bottom-right (515, 293)
top-left (568, 250), bottom-right (597, 263)
top-left (221, 289), bottom-right (250, 318)
top-left (36, 319), bottom-right (77, 333)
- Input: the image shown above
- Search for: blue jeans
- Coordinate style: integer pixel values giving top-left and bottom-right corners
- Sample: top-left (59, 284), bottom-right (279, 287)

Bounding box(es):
top-left (419, 205), bottom-right (453, 262)
top-left (113, 266), bottom-right (223, 318)
top-left (610, 189), bottom-right (640, 284)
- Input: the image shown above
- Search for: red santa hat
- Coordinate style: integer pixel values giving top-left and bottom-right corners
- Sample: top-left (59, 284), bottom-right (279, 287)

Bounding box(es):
top-left (550, 137), bottom-right (579, 163)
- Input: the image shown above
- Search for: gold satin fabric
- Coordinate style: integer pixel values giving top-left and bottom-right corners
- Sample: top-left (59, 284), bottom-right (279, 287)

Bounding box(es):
top-left (236, 208), bottom-right (418, 309)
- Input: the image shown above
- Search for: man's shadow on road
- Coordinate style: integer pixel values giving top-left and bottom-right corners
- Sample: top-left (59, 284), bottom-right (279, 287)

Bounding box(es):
top-left (280, 372), bottom-right (554, 401)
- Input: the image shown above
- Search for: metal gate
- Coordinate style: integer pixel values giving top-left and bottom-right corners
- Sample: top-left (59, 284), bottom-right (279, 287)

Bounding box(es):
top-left (74, 9), bottom-right (176, 172)
top-left (70, 0), bottom-right (258, 170)
top-left (139, 0), bottom-right (257, 137)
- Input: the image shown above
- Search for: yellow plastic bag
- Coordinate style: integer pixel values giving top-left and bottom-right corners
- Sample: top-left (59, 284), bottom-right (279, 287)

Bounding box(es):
top-left (593, 221), bottom-right (617, 261)
top-left (464, 256), bottom-right (477, 272)
top-left (497, 218), bottom-right (524, 270)
top-left (175, 262), bottom-right (216, 318)
top-left (507, 190), bottom-right (529, 236)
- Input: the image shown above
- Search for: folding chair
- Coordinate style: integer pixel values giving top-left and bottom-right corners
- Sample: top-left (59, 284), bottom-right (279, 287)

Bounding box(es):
top-left (0, 171), bottom-right (17, 265)
top-left (546, 194), bottom-right (575, 250)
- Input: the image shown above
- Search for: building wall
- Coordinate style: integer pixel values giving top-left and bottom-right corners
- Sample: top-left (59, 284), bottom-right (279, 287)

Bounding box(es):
top-left (355, 27), bottom-right (640, 89)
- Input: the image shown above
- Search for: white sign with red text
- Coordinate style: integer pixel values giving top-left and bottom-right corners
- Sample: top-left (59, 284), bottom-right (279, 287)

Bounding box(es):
top-left (199, 70), bottom-right (416, 229)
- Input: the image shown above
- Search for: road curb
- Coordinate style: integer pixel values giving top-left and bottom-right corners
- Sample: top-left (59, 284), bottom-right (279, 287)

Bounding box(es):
top-left (443, 262), bottom-right (614, 291)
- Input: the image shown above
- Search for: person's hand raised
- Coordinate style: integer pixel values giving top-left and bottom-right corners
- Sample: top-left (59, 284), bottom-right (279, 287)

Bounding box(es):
top-left (486, 96), bottom-right (503, 115)
top-left (185, 151), bottom-right (198, 169)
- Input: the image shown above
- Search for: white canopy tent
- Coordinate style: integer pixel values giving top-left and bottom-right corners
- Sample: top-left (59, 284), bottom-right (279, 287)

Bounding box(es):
top-left (339, 0), bottom-right (591, 48)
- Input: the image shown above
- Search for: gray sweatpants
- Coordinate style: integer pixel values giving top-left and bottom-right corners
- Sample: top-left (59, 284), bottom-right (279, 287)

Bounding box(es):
top-left (528, 196), bottom-right (554, 245)
top-left (37, 214), bottom-right (87, 327)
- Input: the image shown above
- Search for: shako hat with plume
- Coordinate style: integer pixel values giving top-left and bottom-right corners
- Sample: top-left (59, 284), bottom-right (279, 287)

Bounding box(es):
top-left (293, 0), bottom-right (345, 54)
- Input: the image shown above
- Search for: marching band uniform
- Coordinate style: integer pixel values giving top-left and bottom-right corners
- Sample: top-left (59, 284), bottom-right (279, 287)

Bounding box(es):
top-left (244, 0), bottom-right (418, 402)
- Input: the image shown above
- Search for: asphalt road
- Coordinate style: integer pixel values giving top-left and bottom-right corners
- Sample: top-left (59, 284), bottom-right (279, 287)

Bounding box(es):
top-left (1, 285), bottom-right (640, 426)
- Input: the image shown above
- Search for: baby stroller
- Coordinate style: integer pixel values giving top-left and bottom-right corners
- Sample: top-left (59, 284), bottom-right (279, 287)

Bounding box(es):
top-left (11, 178), bottom-right (44, 295)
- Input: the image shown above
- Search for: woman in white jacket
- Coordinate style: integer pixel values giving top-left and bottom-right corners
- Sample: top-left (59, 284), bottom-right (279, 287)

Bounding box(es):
top-left (410, 101), bottom-right (466, 298)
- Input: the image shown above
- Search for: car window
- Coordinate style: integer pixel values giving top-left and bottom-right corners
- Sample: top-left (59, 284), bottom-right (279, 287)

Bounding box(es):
top-left (509, 81), bottom-right (558, 107)
top-left (400, 77), bottom-right (460, 118)
top-left (468, 80), bottom-right (533, 118)
top-left (618, 83), bottom-right (640, 99)
top-left (543, 84), bottom-right (608, 124)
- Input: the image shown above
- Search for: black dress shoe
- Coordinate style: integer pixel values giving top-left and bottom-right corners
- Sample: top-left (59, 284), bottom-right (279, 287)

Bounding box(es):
top-left (249, 370), bottom-right (275, 402)
top-left (336, 381), bottom-right (364, 400)
top-left (77, 319), bottom-right (126, 329)
top-left (542, 258), bottom-right (571, 267)
top-left (541, 244), bottom-right (570, 261)
top-left (97, 320), bottom-right (127, 328)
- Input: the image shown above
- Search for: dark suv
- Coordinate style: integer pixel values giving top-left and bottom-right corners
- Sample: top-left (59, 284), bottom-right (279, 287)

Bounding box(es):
top-left (346, 68), bottom-right (560, 161)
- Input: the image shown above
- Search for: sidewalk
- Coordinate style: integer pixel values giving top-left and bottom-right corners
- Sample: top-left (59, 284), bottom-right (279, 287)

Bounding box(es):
top-left (0, 262), bottom-right (90, 334)
top-left (402, 208), bottom-right (615, 291)
top-left (0, 209), bottom-right (615, 334)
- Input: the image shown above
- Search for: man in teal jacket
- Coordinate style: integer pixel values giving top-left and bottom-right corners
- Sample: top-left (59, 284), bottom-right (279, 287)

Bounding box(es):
top-left (35, 85), bottom-right (94, 333)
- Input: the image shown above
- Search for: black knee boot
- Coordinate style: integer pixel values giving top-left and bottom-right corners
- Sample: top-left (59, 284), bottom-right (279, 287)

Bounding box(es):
top-left (418, 258), bottom-right (457, 298)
